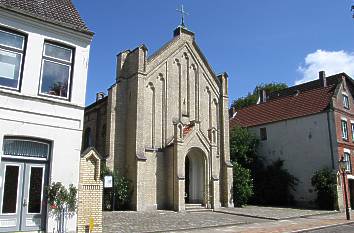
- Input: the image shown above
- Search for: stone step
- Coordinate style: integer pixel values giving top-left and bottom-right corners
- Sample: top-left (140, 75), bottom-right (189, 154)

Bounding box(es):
top-left (185, 203), bottom-right (204, 208)
top-left (186, 208), bottom-right (213, 213)
top-left (185, 204), bottom-right (213, 212)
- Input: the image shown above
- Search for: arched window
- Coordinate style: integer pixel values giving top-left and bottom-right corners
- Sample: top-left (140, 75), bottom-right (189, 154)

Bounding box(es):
top-left (83, 127), bottom-right (92, 150)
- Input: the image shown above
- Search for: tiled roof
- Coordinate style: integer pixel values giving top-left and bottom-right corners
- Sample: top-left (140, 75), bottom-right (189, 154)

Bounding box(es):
top-left (0, 0), bottom-right (92, 35)
top-left (230, 74), bottom-right (346, 128)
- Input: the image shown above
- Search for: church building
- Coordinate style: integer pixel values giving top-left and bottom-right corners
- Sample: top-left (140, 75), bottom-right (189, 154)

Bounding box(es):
top-left (84, 26), bottom-right (233, 211)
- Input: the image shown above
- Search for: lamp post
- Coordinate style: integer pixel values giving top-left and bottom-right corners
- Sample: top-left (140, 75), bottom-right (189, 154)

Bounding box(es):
top-left (339, 156), bottom-right (351, 220)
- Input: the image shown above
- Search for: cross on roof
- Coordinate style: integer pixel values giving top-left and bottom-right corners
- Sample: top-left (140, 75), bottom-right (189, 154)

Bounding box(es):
top-left (176, 4), bottom-right (189, 27)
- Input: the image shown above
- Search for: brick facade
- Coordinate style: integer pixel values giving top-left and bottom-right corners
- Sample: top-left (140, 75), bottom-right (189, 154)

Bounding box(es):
top-left (332, 75), bottom-right (354, 211)
top-left (83, 26), bottom-right (233, 211)
top-left (77, 148), bottom-right (103, 233)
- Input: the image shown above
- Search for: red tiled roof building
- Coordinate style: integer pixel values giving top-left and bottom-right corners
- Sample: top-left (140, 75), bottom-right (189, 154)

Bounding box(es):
top-left (231, 72), bottom-right (354, 210)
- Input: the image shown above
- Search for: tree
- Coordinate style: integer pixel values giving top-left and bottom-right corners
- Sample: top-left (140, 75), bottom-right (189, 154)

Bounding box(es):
top-left (311, 168), bottom-right (338, 210)
top-left (233, 162), bottom-right (253, 207)
top-left (231, 83), bottom-right (288, 110)
top-left (230, 126), bottom-right (259, 168)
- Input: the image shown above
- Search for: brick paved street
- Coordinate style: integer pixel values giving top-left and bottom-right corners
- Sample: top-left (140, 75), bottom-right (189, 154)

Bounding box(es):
top-left (177, 212), bottom-right (353, 233)
top-left (103, 207), bottom-right (345, 233)
top-left (302, 223), bottom-right (354, 233)
top-left (215, 206), bottom-right (336, 220)
top-left (103, 210), bottom-right (266, 233)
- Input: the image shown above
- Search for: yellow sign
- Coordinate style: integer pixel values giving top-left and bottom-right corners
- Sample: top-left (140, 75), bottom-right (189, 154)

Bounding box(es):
top-left (89, 216), bottom-right (94, 232)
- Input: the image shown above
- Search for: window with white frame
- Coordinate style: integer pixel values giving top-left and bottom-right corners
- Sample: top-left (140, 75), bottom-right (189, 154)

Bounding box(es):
top-left (343, 94), bottom-right (350, 109)
top-left (39, 42), bottom-right (73, 99)
top-left (344, 152), bottom-right (352, 173)
top-left (352, 123), bottom-right (354, 141)
top-left (0, 29), bottom-right (25, 90)
top-left (342, 120), bottom-right (348, 140)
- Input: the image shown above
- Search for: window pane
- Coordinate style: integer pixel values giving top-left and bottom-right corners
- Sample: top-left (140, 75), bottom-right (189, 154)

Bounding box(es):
top-left (0, 30), bottom-right (24, 49)
top-left (3, 139), bottom-right (49, 159)
top-left (44, 43), bottom-right (72, 62)
top-left (0, 49), bottom-right (21, 88)
top-left (2, 165), bottom-right (19, 214)
top-left (40, 60), bottom-right (70, 98)
top-left (28, 167), bottom-right (43, 213)
top-left (343, 95), bottom-right (349, 109)
top-left (342, 121), bottom-right (348, 139)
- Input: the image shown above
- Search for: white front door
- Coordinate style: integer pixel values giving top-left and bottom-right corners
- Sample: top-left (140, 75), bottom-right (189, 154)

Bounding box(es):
top-left (0, 161), bottom-right (47, 232)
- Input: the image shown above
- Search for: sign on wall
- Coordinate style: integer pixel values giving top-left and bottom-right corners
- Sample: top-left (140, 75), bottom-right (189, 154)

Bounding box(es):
top-left (104, 176), bottom-right (113, 188)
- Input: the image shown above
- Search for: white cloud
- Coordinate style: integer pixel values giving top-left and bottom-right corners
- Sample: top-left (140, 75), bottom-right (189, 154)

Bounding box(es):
top-left (295, 50), bottom-right (354, 85)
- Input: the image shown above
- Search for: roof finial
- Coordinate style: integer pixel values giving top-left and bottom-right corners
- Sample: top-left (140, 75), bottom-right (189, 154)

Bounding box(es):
top-left (176, 4), bottom-right (189, 28)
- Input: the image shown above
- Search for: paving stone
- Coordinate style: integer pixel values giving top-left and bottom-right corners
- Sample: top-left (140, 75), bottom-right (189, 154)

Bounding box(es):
top-left (215, 206), bottom-right (337, 220)
top-left (103, 210), bottom-right (266, 233)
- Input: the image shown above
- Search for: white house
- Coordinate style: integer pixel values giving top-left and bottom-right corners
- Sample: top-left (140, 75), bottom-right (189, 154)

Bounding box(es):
top-left (0, 1), bottom-right (93, 232)
top-left (230, 72), bottom-right (354, 209)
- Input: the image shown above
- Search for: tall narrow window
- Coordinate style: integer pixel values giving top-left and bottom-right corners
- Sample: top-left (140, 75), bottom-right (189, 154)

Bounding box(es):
top-left (343, 94), bottom-right (350, 109)
top-left (39, 42), bottom-right (73, 99)
top-left (351, 123), bottom-right (354, 142)
top-left (260, 127), bottom-right (267, 141)
top-left (0, 29), bottom-right (25, 90)
top-left (344, 152), bottom-right (352, 173)
top-left (83, 127), bottom-right (92, 150)
top-left (342, 120), bottom-right (348, 140)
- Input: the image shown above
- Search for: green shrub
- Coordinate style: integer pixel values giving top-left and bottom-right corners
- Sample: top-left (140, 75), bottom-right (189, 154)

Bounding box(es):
top-left (101, 163), bottom-right (132, 210)
top-left (233, 162), bottom-right (253, 207)
top-left (253, 159), bottom-right (298, 206)
top-left (230, 126), bottom-right (259, 168)
top-left (114, 174), bottom-right (131, 210)
top-left (47, 182), bottom-right (77, 214)
top-left (311, 168), bottom-right (337, 210)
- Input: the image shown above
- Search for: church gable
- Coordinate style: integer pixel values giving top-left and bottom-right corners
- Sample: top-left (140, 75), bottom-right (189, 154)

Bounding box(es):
top-left (145, 28), bottom-right (220, 97)
top-left (141, 27), bottom-right (223, 149)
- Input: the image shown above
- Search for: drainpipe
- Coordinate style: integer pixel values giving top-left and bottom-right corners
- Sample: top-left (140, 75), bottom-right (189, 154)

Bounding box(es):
top-left (327, 110), bottom-right (335, 169)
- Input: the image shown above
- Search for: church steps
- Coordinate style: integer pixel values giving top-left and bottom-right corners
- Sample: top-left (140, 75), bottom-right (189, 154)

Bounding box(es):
top-left (185, 204), bottom-right (213, 212)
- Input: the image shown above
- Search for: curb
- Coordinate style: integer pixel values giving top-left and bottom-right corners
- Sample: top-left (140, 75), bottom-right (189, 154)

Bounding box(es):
top-left (291, 221), bottom-right (354, 232)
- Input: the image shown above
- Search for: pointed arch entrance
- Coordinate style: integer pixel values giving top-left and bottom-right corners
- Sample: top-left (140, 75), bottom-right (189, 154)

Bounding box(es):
top-left (185, 147), bottom-right (207, 204)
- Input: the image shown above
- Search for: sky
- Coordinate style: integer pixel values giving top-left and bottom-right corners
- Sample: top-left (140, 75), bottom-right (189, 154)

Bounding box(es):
top-left (72, 0), bottom-right (354, 106)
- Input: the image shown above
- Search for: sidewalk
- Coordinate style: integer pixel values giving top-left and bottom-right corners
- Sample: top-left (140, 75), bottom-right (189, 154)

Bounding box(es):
top-left (176, 212), bottom-right (353, 233)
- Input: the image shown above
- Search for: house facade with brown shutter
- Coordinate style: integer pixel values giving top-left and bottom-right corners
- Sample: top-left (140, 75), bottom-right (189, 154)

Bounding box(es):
top-left (231, 72), bottom-right (354, 209)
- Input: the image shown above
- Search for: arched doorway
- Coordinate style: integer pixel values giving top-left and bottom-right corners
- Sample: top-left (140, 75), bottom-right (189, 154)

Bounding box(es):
top-left (185, 148), bottom-right (206, 204)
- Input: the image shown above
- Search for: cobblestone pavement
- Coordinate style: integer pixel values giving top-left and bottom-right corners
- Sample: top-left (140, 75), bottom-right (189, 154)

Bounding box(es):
top-left (103, 210), bottom-right (267, 233)
top-left (215, 206), bottom-right (336, 220)
top-left (303, 222), bottom-right (354, 233)
top-left (177, 213), bottom-right (353, 233)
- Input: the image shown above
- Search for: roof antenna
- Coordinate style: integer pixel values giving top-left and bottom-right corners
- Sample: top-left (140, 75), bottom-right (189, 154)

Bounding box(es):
top-left (176, 4), bottom-right (189, 28)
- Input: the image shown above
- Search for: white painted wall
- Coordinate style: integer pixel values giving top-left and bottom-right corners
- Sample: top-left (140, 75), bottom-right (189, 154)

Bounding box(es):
top-left (0, 9), bottom-right (92, 233)
top-left (249, 112), bottom-right (336, 206)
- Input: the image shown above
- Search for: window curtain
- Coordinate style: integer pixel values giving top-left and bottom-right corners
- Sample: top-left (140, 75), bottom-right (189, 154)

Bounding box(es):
top-left (3, 138), bottom-right (49, 159)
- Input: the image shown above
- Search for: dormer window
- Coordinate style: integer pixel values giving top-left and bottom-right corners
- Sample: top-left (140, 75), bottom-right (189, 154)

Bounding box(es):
top-left (0, 29), bottom-right (25, 90)
top-left (343, 94), bottom-right (350, 109)
top-left (39, 42), bottom-right (73, 99)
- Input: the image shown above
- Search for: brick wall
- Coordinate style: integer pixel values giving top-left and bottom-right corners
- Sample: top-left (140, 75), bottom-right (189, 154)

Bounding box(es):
top-left (77, 149), bottom-right (103, 233)
top-left (332, 75), bottom-right (354, 210)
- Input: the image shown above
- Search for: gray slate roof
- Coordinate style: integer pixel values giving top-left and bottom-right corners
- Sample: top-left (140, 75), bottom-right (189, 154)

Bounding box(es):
top-left (0, 0), bottom-right (93, 35)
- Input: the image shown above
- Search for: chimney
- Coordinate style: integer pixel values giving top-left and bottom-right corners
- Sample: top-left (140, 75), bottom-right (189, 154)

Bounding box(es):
top-left (259, 89), bottom-right (267, 103)
top-left (319, 71), bottom-right (327, 87)
top-left (96, 92), bottom-right (105, 101)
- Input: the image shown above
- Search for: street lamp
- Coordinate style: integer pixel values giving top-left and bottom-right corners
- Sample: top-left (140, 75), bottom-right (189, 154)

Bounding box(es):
top-left (339, 156), bottom-right (351, 220)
